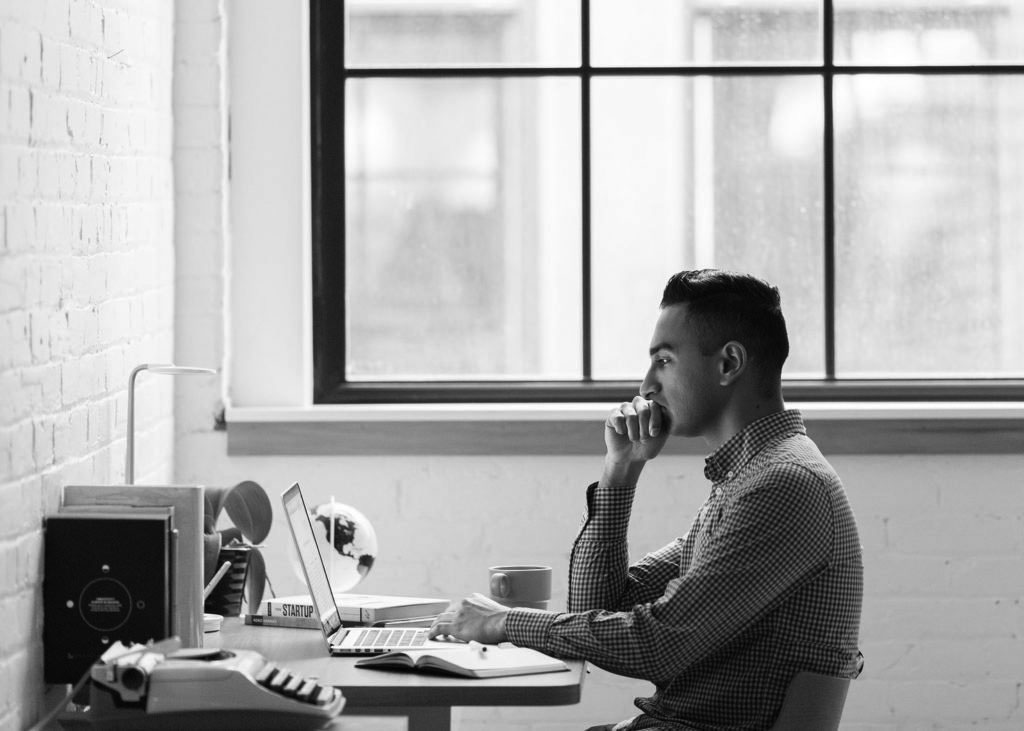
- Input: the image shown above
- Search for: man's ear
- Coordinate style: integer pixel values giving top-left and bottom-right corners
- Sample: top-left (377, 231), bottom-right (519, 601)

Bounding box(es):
top-left (718, 341), bottom-right (748, 386)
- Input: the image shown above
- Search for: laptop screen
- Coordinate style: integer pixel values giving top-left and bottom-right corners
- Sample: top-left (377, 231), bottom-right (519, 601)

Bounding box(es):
top-left (282, 483), bottom-right (343, 640)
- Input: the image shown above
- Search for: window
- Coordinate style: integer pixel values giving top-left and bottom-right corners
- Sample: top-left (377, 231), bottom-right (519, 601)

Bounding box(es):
top-left (311, 0), bottom-right (1024, 404)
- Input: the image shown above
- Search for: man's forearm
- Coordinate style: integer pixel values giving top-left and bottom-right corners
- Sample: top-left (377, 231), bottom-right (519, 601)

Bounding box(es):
top-left (599, 457), bottom-right (646, 489)
top-left (567, 481), bottom-right (636, 612)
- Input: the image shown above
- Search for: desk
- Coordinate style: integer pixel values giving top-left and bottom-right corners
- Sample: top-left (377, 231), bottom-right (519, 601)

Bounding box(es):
top-left (210, 618), bottom-right (585, 731)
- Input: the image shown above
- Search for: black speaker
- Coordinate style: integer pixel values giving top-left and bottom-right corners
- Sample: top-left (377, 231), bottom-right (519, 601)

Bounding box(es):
top-left (44, 510), bottom-right (173, 683)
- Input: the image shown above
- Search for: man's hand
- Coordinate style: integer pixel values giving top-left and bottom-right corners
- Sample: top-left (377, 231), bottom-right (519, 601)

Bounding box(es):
top-left (603, 396), bottom-right (669, 484)
top-left (428, 593), bottom-right (510, 644)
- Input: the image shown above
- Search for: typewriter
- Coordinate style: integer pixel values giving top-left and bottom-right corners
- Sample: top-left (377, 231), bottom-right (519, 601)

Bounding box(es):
top-left (58, 642), bottom-right (345, 730)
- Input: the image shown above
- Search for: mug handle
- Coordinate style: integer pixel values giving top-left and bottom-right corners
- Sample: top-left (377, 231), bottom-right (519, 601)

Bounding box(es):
top-left (489, 572), bottom-right (510, 598)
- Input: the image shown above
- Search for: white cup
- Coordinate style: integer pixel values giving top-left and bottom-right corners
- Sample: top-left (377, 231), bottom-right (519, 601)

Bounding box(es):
top-left (488, 565), bottom-right (552, 609)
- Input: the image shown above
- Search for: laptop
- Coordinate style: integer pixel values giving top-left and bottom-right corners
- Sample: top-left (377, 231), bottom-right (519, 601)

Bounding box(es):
top-left (282, 482), bottom-right (461, 655)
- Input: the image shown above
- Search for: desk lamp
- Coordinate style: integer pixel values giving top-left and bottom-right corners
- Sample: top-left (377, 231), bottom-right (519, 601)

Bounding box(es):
top-left (125, 363), bottom-right (216, 484)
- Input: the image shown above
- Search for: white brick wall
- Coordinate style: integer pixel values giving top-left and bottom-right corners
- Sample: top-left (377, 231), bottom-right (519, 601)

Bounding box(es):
top-left (0, 0), bottom-right (174, 728)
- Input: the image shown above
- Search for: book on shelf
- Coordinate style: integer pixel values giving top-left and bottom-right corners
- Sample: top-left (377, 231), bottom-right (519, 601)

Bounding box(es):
top-left (242, 613), bottom-right (320, 630)
top-left (256, 592), bottom-right (450, 625)
top-left (355, 643), bottom-right (569, 679)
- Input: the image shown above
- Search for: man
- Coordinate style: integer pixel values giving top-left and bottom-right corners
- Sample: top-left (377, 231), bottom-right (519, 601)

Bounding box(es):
top-left (430, 269), bottom-right (863, 730)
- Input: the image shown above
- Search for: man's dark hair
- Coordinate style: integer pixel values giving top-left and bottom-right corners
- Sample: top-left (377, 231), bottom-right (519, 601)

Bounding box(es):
top-left (661, 269), bottom-right (789, 387)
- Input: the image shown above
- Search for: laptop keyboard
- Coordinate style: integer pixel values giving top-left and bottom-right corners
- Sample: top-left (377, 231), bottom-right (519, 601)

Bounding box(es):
top-left (350, 627), bottom-right (429, 648)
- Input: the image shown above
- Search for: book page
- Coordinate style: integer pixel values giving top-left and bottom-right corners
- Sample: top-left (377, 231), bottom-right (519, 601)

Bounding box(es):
top-left (359, 645), bottom-right (568, 678)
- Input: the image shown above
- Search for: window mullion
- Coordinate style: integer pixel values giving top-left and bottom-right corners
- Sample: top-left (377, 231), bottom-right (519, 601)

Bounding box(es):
top-left (581, 0), bottom-right (593, 382)
top-left (823, 0), bottom-right (837, 380)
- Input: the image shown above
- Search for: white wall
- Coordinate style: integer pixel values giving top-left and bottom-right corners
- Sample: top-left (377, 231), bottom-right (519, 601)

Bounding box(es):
top-left (0, 1), bottom-right (175, 728)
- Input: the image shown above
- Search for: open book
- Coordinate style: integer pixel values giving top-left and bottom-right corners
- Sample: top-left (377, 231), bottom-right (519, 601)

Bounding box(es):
top-left (355, 644), bottom-right (569, 679)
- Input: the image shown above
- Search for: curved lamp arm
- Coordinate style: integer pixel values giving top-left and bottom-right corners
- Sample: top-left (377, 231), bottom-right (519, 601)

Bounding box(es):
top-left (126, 363), bottom-right (216, 484)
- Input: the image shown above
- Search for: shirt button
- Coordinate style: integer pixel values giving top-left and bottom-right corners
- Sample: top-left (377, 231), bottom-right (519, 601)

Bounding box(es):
top-left (715, 488), bottom-right (723, 498)
top-left (726, 470), bottom-right (734, 480)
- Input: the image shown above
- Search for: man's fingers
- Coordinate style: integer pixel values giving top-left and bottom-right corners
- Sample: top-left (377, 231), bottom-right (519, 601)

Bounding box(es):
top-left (428, 608), bottom-right (458, 639)
top-left (630, 397), bottom-right (661, 440)
top-left (607, 403), bottom-right (635, 436)
top-left (614, 403), bottom-right (638, 441)
top-left (608, 400), bottom-right (662, 441)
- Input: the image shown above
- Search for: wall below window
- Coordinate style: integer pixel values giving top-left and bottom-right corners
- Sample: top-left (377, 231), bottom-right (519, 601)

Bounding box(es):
top-left (178, 443), bottom-right (1024, 730)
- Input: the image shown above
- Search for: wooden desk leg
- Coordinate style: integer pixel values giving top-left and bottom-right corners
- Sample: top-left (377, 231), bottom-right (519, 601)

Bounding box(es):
top-left (345, 705), bottom-right (451, 731)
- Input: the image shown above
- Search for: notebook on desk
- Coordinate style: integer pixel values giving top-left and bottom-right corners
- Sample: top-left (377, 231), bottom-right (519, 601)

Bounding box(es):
top-left (282, 482), bottom-right (461, 656)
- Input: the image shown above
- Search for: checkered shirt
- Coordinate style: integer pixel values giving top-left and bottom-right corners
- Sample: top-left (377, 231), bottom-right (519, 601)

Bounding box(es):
top-left (505, 410), bottom-right (863, 730)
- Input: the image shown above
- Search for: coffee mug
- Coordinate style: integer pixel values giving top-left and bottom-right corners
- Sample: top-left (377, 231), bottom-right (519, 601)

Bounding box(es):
top-left (488, 565), bottom-right (552, 609)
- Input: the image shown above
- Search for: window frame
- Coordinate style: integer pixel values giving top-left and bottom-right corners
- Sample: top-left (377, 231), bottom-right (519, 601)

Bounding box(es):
top-left (310, 0), bottom-right (1024, 406)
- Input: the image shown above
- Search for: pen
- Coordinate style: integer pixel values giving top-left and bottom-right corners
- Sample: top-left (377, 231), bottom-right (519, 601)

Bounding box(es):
top-left (203, 560), bottom-right (232, 600)
top-left (467, 640), bottom-right (488, 659)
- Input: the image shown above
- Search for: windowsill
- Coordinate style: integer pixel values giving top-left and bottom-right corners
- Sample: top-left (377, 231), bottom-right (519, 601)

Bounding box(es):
top-left (225, 402), bottom-right (1024, 455)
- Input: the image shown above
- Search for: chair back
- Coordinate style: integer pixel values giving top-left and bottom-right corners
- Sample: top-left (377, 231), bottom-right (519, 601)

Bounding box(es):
top-left (769, 671), bottom-right (851, 731)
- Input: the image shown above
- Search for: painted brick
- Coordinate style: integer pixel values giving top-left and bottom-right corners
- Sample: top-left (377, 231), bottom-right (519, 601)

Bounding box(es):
top-left (864, 553), bottom-right (952, 596)
top-left (3, 203), bottom-right (34, 252)
top-left (23, 362), bottom-right (62, 412)
top-left (947, 556), bottom-right (1024, 596)
top-left (6, 418), bottom-right (34, 480)
top-left (0, 152), bottom-right (17, 200)
top-left (0, 256), bottom-right (24, 313)
top-left (0, 310), bottom-right (32, 368)
top-left (869, 638), bottom-right (1024, 683)
top-left (0, 371), bottom-right (27, 424)
top-left (0, 21), bottom-right (43, 85)
top-left (40, 35), bottom-right (62, 89)
top-left (69, 0), bottom-right (104, 48)
top-left (886, 511), bottom-right (1022, 556)
top-left (174, 19), bottom-right (224, 61)
top-left (173, 106), bottom-right (223, 146)
top-left (864, 597), bottom-right (1023, 641)
top-left (3, 84), bottom-right (32, 139)
top-left (1, 3), bottom-right (175, 724)
top-left (32, 417), bottom-right (54, 470)
top-left (172, 49), bottom-right (223, 105)
top-left (887, 679), bottom-right (1021, 724)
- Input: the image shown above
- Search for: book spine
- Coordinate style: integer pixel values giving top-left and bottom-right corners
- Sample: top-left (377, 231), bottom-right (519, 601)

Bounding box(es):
top-left (243, 613), bottom-right (320, 629)
top-left (260, 600), bottom-right (361, 622)
top-left (260, 601), bottom-right (318, 620)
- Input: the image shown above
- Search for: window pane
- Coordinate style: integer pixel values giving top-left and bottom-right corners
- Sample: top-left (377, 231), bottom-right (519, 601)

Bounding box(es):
top-left (345, 0), bottom-right (581, 68)
top-left (591, 76), bottom-right (825, 380)
top-left (834, 1), bottom-right (1024, 64)
top-left (835, 75), bottom-right (1024, 377)
top-left (590, 0), bottom-right (821, 66)
top-left (345, 78), bottom-right (582, 380)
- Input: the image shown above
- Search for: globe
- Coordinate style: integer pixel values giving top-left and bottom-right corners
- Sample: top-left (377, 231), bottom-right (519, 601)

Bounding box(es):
top-left (306, 501), bottom-right (378, 592)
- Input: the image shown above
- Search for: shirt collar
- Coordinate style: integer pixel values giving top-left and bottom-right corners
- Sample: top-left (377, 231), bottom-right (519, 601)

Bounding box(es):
top-left (703, 409), bottom-right (806, 483)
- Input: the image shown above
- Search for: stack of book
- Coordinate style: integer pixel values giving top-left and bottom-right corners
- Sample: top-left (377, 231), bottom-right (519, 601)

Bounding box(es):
top-left (243, 593), bottom-right (450, 629)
